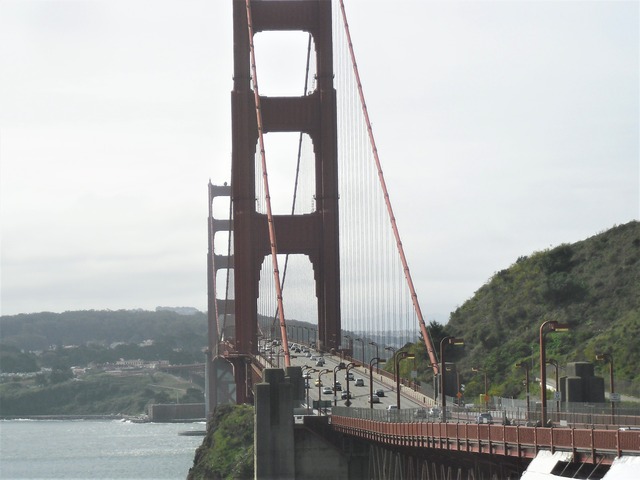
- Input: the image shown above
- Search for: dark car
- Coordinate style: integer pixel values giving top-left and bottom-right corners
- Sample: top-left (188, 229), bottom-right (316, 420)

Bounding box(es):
top-left (375, 389), bottom-right (385, 397)
top-left (477, 413), bottom-right (493, 424)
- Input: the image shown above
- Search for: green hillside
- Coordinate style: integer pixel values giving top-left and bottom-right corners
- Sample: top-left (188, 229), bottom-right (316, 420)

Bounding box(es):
top-left (410, 221), bottom-right (639, 400)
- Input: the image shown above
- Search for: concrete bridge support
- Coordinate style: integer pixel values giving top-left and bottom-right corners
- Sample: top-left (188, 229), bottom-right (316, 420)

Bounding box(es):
top-left (254, 367), bottom-right (367, 479)
top-left (255, 369), bottom-right (295, 479)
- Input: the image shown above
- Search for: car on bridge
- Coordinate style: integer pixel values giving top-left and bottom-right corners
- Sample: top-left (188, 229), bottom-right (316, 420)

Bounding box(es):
top-left (345, 372), bottom-right (355, 381)
top-left (334, 382), bottom-right (342, 391)
top-left (375, 389), bottom-right (385, 397)
top-left (369, 395), bottom-right (380, 404)
top-left (322, 386), bottom-right (333, 395)
top-left (414, 409), bottom-right (428, 419)
top-left (315, 379), bottom-right (322, 387)
top-left (354, 378), bottom-right (364, 386)
top-left (341, 391), bottom-right (352, 400)
top-left (477, 413), bottom-right (493, 424)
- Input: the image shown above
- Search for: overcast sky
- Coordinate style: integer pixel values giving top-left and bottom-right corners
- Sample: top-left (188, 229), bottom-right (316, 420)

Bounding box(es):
top-left (1, 0), bottom-right (638, 324)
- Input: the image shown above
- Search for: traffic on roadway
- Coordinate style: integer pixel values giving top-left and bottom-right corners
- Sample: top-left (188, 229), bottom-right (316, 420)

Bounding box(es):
top-left (281, 342), bottom-right (427, 414)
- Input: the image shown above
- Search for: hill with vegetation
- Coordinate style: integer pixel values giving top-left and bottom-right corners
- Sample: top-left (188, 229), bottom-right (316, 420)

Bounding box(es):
top-left (0, 309), bottom-right (208, 415)
top-left (0, 308), bottom-right (208, 353)
top-left (393, 221), bottom-right (640, 401)
top-left (188, 404), bottom-right (254, 480)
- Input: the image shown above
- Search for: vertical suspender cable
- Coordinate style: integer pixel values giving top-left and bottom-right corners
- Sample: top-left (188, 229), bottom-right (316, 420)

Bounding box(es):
top-left (208, 182), bottom-right (221, 352)
top-left (338, 0), bottom-right (439, 372)
top-left (245, 0), bottom-right (291, 367)
top-left (222, 185), bottom-right (234, 339)
top-left (272, 34), bottom-right (314, 338)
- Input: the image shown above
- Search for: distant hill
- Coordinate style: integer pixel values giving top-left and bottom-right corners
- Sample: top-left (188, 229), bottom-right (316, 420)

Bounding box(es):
top-left (410, 221), bottom-right (639, 400)
top-left (0, 309), bottom-right (208, 352)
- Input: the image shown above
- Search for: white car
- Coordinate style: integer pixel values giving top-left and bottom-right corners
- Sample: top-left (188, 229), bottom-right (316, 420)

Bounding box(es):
top-left (322, 386), bottom-right (333, 395)
top-left (354, 378), bottom-right (364, 387)
top-left (369, 395), bottom-right (381, 404)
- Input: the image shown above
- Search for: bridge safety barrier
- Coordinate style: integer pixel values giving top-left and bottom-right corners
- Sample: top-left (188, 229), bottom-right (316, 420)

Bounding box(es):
top-left (330, 407), bottom-right (640, 463)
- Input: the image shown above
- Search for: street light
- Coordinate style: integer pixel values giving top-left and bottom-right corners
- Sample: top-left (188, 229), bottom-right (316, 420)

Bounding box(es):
top-left (385, 346), bottom-right (397, 375)
top-left (345, 362), bottom-right (357, 407)
top-left (344, 335), bottom-right (353, 360)
top-left (546, 359), bottom-right (559, 422)
top-left (440, 336), bottom-right (465, 420)
top-left (596, 352), bottom-right (615, 422)
top-left (355, 338), bottom-right (365, 367)
top-left (302, 367), bottom-right (318, 414)
top-left (472, 367), bottom-right (489, 410)
top-left (317, 368), bottom-right (331, 416)
top-left (369, 357), bottom-right (386, 409)
top-left (333, 362), bottom-right (346, 406)
top-left (369, 341), bottom-right (379, 367)
top-left (395, 351), bottom-right (415, 409)
top-left (540, 320), bottom-right (570, 426)
top-left (515, 362), bottom-right (531, 422)
top-left (446, 366), bottom-right (462, 408)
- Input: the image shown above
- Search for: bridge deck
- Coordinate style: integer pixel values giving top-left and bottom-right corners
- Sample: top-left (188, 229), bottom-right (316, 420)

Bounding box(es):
top-left (331, 411), bottom-right (640, 465)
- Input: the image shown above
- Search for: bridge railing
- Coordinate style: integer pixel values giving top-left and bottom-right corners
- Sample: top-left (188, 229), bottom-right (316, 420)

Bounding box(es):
top-left (330, 408), bottom-right (640, 460)
top-left (332, 403), bottom-right (640, 429)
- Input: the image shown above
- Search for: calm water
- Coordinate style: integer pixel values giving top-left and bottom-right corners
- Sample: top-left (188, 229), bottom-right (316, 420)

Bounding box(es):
top-left (0, 420), bottom-right (205, 479)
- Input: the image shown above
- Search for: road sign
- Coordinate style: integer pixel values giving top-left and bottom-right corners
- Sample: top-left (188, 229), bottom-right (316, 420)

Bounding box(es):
top-left (313, 400), bottom-right (331, 408)
top-left (554, 391), bottom-right (561, 401)
top-left (610, 393), bottom-right (621, 403)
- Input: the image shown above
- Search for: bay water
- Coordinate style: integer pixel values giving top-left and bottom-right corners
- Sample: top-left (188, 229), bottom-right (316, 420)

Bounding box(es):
top-left (0, 419), bottom-right (205, 479)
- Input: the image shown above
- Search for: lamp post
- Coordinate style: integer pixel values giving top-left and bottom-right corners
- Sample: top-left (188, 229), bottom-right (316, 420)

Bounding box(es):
top-left (540, 320), bottom-right (570, 426)
top-left (446, 366), bottom-right (461, 408)
top-left (595, 353), bottom-right (615, 422)
top-left (472, 367), bottom-right (489, 410)
top-left (515, 362), bottom-right (531, 423)
top-left (546, 359), bottom-right (559, 422)
top-left (355, 338), bottom-right (365, 367)
top-left (345, 362), bottom-right (356, 407)
top-left (395, 351), bottom-right (415, 409)
top-left (333, 362), bottom-right (346, 406)
top-left (317, 368), bottom-right (331, 415)
top-left (385, 346), bottom-right (397, 375)
top-left (302, 367), bottom-right (317, 414)
top-left (369, 342), bottom-right (379, 369)
top-left (344, 335), bottom-right (352, 360)
top-left (440, 336), bottom-right (465, 421)
top-left (369, 357), bottom-right (386, 408)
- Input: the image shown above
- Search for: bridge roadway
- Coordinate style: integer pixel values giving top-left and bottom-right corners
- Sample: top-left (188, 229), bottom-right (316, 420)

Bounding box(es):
top-left (275, 346), bottom-right (433, 412)
top-left (251, 347), bottom-right (640, 478)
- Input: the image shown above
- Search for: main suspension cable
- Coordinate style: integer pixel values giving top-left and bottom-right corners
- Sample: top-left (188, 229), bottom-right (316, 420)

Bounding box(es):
top-left (245, 0), bottom-right (291, 367)
top-left (337, 0), bottom-right (439, 372)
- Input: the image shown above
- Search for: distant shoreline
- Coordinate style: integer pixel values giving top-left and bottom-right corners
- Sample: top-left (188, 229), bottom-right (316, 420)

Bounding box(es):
top-left (1, 414), bottom-right (136, 421)
top-left (0, 414), bottom-right (206, 423)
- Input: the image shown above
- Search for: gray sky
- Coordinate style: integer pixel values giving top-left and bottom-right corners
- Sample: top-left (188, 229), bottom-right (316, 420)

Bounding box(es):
top-left (1, 0), bottom-right (638, 324)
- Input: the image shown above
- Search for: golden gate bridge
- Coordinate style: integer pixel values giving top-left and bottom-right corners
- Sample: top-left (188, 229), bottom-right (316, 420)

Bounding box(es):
top-left (203, 1), bottom-right (639, 478)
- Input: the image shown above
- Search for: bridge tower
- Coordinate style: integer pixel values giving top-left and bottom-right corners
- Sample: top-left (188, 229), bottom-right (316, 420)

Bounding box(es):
top-left (230, 0), bottom-right (341, 393)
